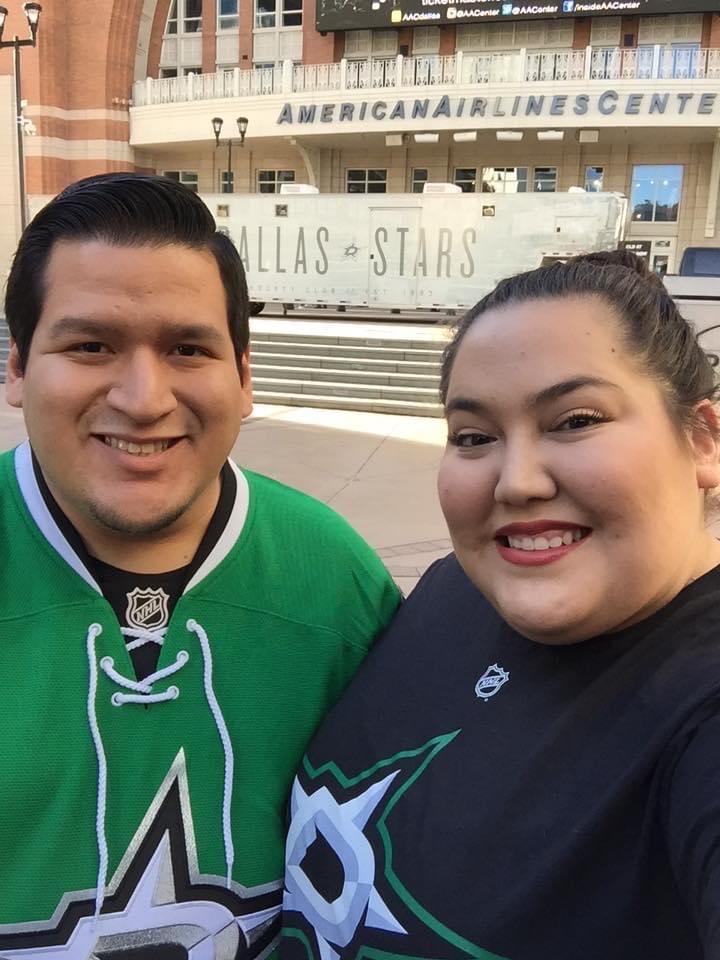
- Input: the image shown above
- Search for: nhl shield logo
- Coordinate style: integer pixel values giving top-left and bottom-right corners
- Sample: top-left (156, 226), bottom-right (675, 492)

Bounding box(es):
top-left (126, 587), bottom-right (170, 631)
top-left (475, 663), bottom-right (510, 700)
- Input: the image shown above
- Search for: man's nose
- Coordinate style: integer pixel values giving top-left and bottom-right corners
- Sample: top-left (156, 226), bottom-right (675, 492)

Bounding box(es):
top-left (105, 350), bottom-right (178, 423)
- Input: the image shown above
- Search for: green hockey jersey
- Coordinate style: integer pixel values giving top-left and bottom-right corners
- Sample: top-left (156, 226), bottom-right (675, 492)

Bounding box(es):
top-left (0, 441), bottom-right (399, 959)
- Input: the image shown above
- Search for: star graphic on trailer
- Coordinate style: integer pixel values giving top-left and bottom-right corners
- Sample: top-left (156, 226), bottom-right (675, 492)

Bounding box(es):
top-left (284, 770), bottom-right (407, 960)
top-left (342, 243), bottom-right (360, 260)
top-left (0, 755), bottom-right (282, 960)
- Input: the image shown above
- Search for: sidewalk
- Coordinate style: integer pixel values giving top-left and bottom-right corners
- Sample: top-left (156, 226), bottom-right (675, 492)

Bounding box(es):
top-left (0, 399), bottom-right (450, 593)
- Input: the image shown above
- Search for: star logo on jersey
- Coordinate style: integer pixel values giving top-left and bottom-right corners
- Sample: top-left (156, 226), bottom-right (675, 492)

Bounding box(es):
top-left (125, 587), bottom-right (170, 631)
top-left (283, 730), bottom-right (505, 960)
top-left (0, 753), bottom-right (281, 959)
top-left (285, 770), bottom-right (407, 958)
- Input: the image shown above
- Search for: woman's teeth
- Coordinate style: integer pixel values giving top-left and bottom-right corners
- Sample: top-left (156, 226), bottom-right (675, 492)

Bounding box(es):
top-left (506, 529), bottom-right (585, 551)
top-left (103, 437), bottom-right (171, 455)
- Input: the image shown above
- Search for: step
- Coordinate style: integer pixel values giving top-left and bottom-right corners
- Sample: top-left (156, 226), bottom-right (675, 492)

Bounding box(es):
top-left (253, 389), bottom-right (442, 418)
top-left (251, 331), bottom-right (449, 352)
top-left (251, 375), bottom-right (438, 404)
top-left (251, 362), bottom-right (439, 390)
top-left (249, 350), bottom-right (440, 376)
top-left (251, 340), bottom-right (444, 362)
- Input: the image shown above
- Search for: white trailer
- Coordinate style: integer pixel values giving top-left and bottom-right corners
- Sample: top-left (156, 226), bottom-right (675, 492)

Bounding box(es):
top-left (201, 190), bottom-right (627, 313)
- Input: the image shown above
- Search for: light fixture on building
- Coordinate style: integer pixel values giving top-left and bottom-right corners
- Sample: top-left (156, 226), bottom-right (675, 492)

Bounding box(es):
top-left (0, 2), bottom-right (42, 232)
top-left (496, 130), bottom-right (523, 142)
top-left (414, 132), bottom-right (439, 144)
top-left (212, 116), bottom-right (249, 195)
top-left (577, 129), bottom-right (600, 143)
top-left (537, 129), bottom-right (564, 142)
top-left (453, 131), bottom-right (477, 143)
top-left (385, 133), bottom-right (404, 147)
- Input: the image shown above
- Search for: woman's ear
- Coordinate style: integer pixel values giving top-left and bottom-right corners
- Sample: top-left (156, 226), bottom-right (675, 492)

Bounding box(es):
top-left (690, 401), bottom-right (720, 491)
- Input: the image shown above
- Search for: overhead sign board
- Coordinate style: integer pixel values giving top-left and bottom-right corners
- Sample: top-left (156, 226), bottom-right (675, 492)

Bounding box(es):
top-left (317, 0), bottom-right (719, 31)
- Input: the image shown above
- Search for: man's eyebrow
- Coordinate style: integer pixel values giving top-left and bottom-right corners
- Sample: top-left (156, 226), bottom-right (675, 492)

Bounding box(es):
top-left (47, 317), bottom-right (115, 339)
top-left (46, 317), bottom-right (227, 345)
top-left (444, 376), bottom-right (620, 417)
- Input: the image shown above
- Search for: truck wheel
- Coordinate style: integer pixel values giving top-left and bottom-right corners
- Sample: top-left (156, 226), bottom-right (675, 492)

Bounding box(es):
top-left (249, 302), bottom-right (265, 316)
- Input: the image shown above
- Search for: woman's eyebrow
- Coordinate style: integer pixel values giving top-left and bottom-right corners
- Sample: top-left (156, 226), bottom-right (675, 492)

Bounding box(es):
top-left (528, 376), bottom-right (620, 407)
top-left (445, 377), bottom-right (620, 417)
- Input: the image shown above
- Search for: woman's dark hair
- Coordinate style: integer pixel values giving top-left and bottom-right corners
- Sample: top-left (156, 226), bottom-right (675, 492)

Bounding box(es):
top-left (4, 172), bottom-right (250, 371)
top-left (439, 249), bottom-right (719, 432)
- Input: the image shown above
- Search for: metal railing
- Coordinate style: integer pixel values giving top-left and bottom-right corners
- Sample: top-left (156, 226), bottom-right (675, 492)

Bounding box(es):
top-left (134, 46), bottom-right (720, 106)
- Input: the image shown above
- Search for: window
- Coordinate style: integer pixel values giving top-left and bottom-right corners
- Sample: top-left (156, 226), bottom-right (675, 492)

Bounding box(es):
top-left (184, 0), bottom-right (202, 32)
top-left (584, 166), bottom-right (604, 193)
top-left (257, 169), bottom-right (295, 193)
top-left (482, 167), bottom-right (528, 193)
top-left (283, 0), bottom-right (302, 27)
top-left (255, 0), bottom-right (275, 27)
top-left (346, 169), bottom-right (387, 194)
top-left (163, 170), bottom-right (199, 193)
top-left (590, 16), bottom-right (621, 45)
top-left (160, 68), bottom-right (178, 78)
top-left (413, 27), bottom-right (440, 54)
top-left (164, 0), bottom-right (201, 35)
top-left (411, 168), bottom-right (428, 194)
top-left (533, 167), bottom-right (557, 192)
top-left (255, 0), bottom-right (301, 28)
top-left (637, 13), bottom-right (702, 44)
top-left (345, 30), bottom-right (372, 57)
top-left (372, 30), bottom-right (398, 56)
top-left (166, 0), bottom-right (178, 34)
top-left (218, 0), bottom-right (239, 29)
top-left (453, 168), bottom-right (477, 193)
top-left (220, 171), bottom-right (235, 194)
top-left (631, 164), bottom-right (683, 222)
top-left (456, 19), bottom-right (571, 51)
top-left (182, 66), bottom-right (201, 75)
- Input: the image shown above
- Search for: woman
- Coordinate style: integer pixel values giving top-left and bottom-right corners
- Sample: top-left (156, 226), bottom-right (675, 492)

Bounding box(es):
top-left (281, 251), bottom-right (720, 960)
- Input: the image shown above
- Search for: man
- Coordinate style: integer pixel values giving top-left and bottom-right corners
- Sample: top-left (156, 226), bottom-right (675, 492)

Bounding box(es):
top-left (0, 173), bottom-right (399, 958)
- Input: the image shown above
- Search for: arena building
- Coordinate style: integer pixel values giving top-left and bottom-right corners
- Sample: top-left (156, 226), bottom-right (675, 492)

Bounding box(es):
top-left (0, 0), bottom-right (718, 277)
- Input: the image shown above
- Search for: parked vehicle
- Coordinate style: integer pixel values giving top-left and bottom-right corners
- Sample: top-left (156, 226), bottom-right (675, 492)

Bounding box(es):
top-left (664, 246), bottom-right (720, 351)
top-left (201, 188), bottom-right (628, 314)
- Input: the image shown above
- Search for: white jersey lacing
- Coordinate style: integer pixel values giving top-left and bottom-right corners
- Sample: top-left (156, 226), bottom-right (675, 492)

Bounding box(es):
top-left (85, 619), bottom-right (236, 919)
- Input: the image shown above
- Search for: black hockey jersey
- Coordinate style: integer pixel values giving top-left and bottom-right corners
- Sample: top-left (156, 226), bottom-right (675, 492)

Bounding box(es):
top-left (281, 554), bottom-right (720, 960)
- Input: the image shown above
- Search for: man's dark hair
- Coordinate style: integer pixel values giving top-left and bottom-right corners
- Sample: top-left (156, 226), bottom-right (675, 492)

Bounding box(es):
top-left (4, 172), bottom-right (250, 370)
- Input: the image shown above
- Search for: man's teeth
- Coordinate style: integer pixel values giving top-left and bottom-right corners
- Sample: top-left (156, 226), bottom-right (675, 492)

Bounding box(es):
top-left (104, 437), bottom-right (171, 455)
top-left (507, 529), bottom-right (585, 551)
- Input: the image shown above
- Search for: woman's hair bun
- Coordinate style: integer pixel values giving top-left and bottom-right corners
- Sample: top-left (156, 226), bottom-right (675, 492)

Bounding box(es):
top-left (572, 249), bottom-right (665, 288)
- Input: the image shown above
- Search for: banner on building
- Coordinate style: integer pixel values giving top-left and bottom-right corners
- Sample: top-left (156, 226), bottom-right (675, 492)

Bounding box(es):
top-left (317, 0), bottom-right (719, 32)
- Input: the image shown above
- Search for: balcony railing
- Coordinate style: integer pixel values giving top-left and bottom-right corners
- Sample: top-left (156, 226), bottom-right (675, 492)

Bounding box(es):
top-left (134, 46), bottom-right (720, 106)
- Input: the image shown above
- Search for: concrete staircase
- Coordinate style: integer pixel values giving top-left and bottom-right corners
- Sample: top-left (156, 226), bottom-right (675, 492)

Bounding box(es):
top-left (250, 328), bottom-right (445, 417)
top-left (0, 320), bottom-right (8, 381)
top-left (0, 318), bottom-right (447, 418)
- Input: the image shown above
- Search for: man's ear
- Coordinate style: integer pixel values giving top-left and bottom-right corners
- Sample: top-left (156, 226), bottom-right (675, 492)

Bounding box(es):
top-left (239, 348), bottom-right (253, 420)
top-left (691, 400), bottom-right (720, 491)
top-left (5, 340), bottom-right (24, 409)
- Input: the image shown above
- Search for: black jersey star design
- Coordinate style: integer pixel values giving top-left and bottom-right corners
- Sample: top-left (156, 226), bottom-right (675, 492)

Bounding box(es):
top-left (283, 731), bottom-right (508, 960)
top-left (0, 752), bottom-right (281, 960)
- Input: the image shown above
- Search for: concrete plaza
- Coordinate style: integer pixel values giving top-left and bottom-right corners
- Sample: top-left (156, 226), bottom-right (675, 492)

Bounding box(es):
top-left (0, 397), bottom-right (451, 594)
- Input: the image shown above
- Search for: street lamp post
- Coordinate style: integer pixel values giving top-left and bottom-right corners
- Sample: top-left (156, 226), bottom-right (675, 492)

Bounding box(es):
top-left (0, 2), bottom-right (41, 232)
top-left (211, 116), bottom-right (248, 194)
